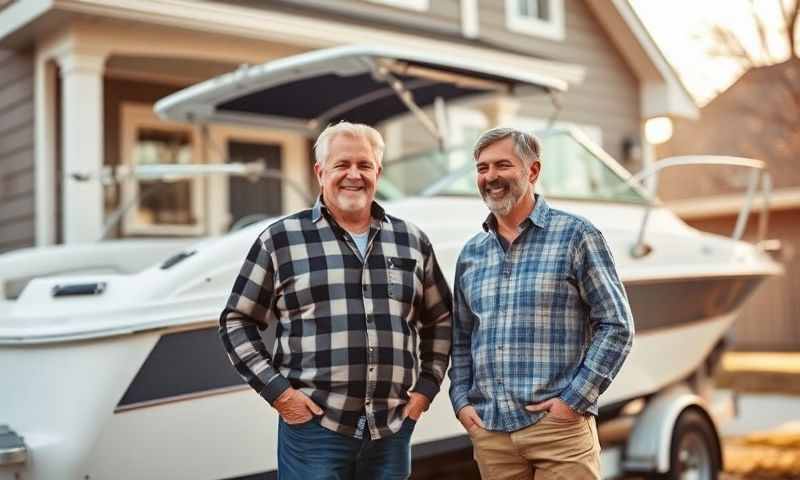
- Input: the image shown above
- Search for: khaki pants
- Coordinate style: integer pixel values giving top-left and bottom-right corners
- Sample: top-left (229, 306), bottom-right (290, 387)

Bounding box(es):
top-left (468, 414), bottom-right (601, 480)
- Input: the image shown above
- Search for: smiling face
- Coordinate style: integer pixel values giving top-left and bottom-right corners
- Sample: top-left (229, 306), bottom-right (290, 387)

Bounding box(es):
top-left (476, 137), bottom-right (539, 216)
top-left (314, 132), bottom-right (381, 219)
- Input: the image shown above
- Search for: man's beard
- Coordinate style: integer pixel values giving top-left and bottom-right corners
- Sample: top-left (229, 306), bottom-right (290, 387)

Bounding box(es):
top-left (333, 184), bottom-right (370, 212)
top-left (480, 175), bottom-right (530, 216)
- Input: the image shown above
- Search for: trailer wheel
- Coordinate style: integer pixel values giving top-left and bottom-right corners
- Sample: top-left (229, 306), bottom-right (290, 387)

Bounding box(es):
top-left (656, 409), bottom-right (721, 480)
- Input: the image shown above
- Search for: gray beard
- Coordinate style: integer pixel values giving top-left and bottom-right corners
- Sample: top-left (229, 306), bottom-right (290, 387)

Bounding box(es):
top-left (482, 177), bottom-right (531, 217)
top-left (485, 195), bottom-right (516, 216)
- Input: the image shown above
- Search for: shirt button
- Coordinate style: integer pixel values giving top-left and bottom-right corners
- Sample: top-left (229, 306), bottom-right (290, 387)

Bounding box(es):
top-left (366, 315), bottom-right (373, 323)
top-left (369, 367), bottom-right (375, 372)
top-left (369, 347), bottom-right (375, 352)
top-left (365, 400), bottom-right (371, 405)
top-left (497, 379), bottom-right (503, 385)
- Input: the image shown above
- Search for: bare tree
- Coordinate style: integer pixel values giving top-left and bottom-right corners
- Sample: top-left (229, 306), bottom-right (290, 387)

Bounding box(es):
top-left (783, 0), bottom-right (800, 57)
top-left (708, 0), bottom-right (799, 67)
top-left (704, 0), bottom-right (800, 116)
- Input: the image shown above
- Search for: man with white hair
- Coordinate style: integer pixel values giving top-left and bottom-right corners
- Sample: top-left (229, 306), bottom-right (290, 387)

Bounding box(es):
top-left (219, 122), bottom-right (453, 479)
top-left (449, 127), bottom-right (634, 479)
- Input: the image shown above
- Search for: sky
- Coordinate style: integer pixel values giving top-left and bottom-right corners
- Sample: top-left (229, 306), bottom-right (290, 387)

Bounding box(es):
top-left (629, 0), bottom-right (792, 106)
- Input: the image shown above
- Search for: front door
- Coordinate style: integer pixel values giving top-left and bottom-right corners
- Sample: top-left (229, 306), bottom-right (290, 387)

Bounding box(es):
top-left (226, 140), bottom-right (283, 230)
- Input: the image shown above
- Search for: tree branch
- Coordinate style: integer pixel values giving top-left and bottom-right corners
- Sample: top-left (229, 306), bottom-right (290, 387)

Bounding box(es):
top-left (749, 0), bottom-right (774, 61)
top-left (710, 25), bottom-right (758, 67)
top-left (782, 0), bottom-right (800, 58)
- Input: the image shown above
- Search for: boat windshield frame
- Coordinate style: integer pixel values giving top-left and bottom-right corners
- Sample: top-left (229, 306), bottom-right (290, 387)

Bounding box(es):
top-left (378, 126), bottom-right (654, 206)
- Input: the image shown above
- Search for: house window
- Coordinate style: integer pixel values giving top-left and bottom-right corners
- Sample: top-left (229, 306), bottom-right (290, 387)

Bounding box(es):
top-left (119, 104), bottom-right (312, 238)
top-left (506, 0), bottom-right (565, 41)
top-left (120, 103), bottom-right (205, 236)
top-left (366, 0), bottom-right (429, 12)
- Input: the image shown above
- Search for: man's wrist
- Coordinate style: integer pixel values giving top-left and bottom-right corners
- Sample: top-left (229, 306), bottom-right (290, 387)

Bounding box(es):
top-left (455, 404), bottom-right (471, 418)
top-left (411, 376), bottom-right (440, 400)
top-left (558, 385), bottom-right (592, 414)
top-left (260, 375), bottom-right (292, 405)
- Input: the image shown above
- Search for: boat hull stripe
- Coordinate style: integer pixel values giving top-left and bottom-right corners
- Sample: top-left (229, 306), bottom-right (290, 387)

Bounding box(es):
top-left (116, 275), bottom-right (765, 409)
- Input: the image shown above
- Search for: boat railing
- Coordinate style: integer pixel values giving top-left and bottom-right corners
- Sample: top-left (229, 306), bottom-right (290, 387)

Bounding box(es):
top-left (95, 163), bottom-right (315, 239)
top-left (624, 156), bottom-right (772, 258)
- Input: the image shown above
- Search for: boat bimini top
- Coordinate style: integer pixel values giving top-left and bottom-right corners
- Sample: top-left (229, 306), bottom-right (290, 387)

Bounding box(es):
top-left (154, 44), bottom-right (568, 143)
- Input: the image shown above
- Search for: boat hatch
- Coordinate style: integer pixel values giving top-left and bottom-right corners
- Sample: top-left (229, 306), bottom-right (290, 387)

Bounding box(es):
top-left (52, 282), bottom-right (107, 297)
top-left (155, 45), bottom-right (567, 139)
top-left (160, 249), bottom-right (197, 270)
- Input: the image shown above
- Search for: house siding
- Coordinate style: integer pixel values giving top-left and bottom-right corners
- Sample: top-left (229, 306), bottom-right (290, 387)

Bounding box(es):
top-left (479, 0), bottom-right (641, 163)
top-left (0, 49), bottom-right (35, 253)
top-left (212, 1), bottom-right (641, 164)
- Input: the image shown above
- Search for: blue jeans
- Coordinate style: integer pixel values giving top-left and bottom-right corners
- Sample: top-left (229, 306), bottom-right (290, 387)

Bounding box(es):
top-left (277, 417), bottom-right (416, 480)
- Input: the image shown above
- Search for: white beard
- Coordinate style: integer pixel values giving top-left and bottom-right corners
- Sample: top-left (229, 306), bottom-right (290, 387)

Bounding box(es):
top-left (335, 191), bottom-right (369, 212)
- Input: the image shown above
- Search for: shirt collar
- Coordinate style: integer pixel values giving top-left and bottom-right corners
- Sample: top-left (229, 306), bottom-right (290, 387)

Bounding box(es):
top-left (311, 195), bottom-right (388, 225)
top-left (482, 194), bottom-right (551, 233)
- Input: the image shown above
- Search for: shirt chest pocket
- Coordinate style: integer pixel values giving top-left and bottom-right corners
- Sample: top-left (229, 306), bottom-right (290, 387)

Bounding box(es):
top-left (386, 256), bottom-right (419, 304)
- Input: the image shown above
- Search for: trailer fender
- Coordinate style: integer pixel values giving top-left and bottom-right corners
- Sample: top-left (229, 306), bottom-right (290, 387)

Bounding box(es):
top-left (622, 384), bottom-right (719, 474)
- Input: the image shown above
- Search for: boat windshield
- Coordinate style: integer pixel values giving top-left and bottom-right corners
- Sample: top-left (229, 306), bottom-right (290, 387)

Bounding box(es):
top-left (378, 129), bottom-right (648, 204)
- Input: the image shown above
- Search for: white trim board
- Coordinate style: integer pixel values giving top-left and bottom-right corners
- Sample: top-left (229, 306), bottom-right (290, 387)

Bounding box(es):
top-left (367, 0), bottom-right (429, 12)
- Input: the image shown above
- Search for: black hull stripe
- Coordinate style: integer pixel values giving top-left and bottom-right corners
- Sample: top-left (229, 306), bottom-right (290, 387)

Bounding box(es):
top-left (117, 275), bottom-right (767, 409)
top-left (624, 275), bottom-right (764, 333)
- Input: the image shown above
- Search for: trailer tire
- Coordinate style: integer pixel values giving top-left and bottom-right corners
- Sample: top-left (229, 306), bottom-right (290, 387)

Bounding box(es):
top-left (653, 408), bottom-right (721, 480)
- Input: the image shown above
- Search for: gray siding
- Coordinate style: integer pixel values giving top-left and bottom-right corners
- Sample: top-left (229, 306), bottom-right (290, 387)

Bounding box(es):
top-left (0, 49), bottom-right (35, 253)
top-left (213, 1), bottom-right (641, 163)
top-left (479, 0), bottom-right (641, 163)
top-left (216, 0), bottom-right (461, 36)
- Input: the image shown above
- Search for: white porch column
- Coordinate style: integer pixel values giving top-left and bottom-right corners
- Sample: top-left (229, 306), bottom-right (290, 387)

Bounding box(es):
top-left (33, 55), bottom-right (58, 246)
top-left (56, 49), bottom-right (108, 243)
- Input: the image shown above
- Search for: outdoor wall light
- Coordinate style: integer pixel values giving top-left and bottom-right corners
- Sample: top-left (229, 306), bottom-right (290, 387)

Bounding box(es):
top-left (644, 116), bottom-right (674, 145)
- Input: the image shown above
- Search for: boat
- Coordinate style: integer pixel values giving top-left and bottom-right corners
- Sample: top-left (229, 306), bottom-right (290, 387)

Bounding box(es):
top-left (0, 45), bottom-right (781, 480)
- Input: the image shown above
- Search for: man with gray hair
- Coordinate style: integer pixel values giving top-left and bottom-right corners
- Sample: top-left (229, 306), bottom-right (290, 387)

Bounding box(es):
top-left (220, 121), bottom-right (453, 479)
top-left (449, 127), bottom-right (634, 479)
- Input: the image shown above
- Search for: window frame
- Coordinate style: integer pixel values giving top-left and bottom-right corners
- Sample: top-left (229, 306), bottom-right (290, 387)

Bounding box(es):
top-left (505, 0), bottom-right (565, 41)
top-left (119, 103), bottom-right (206, 236)
top-left (119, 104), bottom-right (311, 238)
top-left (366, 0), bottom-right (429, 12)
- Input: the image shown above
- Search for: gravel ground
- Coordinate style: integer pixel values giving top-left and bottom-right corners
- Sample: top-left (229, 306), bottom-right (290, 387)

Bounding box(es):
top-left (721, 428), bottom-right (800, 479)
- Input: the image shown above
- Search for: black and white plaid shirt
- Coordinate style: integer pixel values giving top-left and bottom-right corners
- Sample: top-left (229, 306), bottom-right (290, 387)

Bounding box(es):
top-left (219, 197), bottom-right (453, 439)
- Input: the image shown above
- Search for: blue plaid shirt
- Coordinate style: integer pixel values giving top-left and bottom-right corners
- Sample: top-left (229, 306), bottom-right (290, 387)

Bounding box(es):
top-left (449, 195), bottom-right (633, 432)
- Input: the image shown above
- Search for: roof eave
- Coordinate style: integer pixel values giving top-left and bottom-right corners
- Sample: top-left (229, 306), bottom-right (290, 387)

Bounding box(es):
top-left (587, 0), bottom-right (699, 120)
top-left (0, 0), bottom-right (57, 49)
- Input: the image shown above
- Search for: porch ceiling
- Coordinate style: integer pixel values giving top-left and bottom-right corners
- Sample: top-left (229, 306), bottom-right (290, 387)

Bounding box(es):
top-left (106, 55), bottom-right (240, 86)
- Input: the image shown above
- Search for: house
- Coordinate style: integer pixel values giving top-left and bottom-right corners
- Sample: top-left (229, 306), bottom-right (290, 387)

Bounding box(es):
top-left (0, 0), bottom-right (696, 252)
top-left (657, 58), bottom-right (800, 351)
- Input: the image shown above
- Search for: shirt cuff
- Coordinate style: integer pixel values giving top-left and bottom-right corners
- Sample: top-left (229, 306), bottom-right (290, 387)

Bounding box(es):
top-left (259, 375), bottom-right (291, 405)
top-left (559, 378), bottom-right (596, 414)
top-left (411, 376), bottom-right (440, 401)
top-left (451, 397), bottom-right (471, 417)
